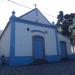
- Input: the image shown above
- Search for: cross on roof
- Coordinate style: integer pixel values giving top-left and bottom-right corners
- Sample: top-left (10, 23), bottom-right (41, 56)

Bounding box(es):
top-left (34, 4), bottom-right (37, 8)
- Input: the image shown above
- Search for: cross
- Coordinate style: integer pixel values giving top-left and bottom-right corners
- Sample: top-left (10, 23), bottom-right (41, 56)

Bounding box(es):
top-left (34, 4), bottom-right (37, 8)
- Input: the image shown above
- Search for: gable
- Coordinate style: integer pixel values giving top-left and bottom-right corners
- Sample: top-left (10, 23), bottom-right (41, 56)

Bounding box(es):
top-left (19, 8), bottom-right (51, 25)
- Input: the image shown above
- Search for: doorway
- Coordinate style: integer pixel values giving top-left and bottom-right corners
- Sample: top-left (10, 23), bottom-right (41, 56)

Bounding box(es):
top-left (33, 36), bottom-right (45, 62)
top-left (60, 41), bottom-right (67, 58)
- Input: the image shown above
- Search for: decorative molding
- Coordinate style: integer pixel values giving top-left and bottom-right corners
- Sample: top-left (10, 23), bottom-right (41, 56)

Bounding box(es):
top-left (15, 18), bottom-right (55, 29)
top-left (31, 30), bottom-right (45, 34)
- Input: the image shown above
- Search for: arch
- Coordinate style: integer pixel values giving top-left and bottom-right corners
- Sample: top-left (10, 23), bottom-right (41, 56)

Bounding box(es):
top-left (31, 30), bottom-right (44, 34)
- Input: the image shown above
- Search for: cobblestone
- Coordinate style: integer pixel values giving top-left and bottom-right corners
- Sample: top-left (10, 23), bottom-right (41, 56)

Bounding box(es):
top-left (0, 60), bottom-right (75, 75)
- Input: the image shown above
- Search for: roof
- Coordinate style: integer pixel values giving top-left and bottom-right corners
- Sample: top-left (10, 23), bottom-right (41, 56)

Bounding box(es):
top-left (18, 8), bottom-right (52, 25)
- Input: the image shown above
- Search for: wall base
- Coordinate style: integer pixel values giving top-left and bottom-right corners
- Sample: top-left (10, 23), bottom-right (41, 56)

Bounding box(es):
top-left (9, 56), bottom-right (32, 66)
top-left (68, 55), bottom-right (75, 60)
top-left (8, 55), bottom-right (75, 66)
top-left (46, 55), bottom-right (61, 62)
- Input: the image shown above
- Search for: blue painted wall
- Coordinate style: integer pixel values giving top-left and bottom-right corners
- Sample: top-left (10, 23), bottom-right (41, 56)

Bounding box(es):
top-left (46, 55), bottom-right (61, 62)
top-left (9, 56), bottom-right (32, 66)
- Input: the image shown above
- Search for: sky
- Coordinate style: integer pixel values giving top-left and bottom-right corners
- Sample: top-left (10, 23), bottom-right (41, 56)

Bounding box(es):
top-left (0, 0), bottom-right (75, 30)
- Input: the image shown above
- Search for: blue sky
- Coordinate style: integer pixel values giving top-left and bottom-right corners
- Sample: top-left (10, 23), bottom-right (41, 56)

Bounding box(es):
top-left (0, 0), bottom-right (75, 30)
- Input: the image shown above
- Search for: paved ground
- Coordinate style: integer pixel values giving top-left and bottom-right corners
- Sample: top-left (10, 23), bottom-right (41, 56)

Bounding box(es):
top-left (0, 60), bottom-right (75, 75)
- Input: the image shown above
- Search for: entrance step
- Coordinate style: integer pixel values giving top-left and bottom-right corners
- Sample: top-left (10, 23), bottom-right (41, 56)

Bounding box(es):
top-left (33, 59), bottom-right (47, 64)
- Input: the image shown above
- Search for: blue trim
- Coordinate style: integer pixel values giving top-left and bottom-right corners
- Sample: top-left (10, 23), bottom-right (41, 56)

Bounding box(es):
top-left (46, 55), bottom-right (61, 62)
top-left (0, 18), bottom-right (56, 40)
top-left (68, 55), bottom-right (75, 60)
top-left (31, 30), bottom-right (44, 34)
top-left (10, 19), bottom-right (15, 57)
top-left (15, 18), bottom-right (55, 29)
top-left (9, 55), bottom-right (61, 66)
top-left (9, 55), bottom-right (75, 66)
top-left (9, 56), bottom-right (32, 66)
top-left (55, 29), bottom-right (59, 55)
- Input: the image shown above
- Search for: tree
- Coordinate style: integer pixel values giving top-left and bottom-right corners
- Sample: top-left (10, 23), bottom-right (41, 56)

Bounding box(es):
top-left (57, 11), bottom-right (75, 53)
top-left (56, 11), bottom-right (75, 36)
top-left (57, 11), bottom-right (64, 27)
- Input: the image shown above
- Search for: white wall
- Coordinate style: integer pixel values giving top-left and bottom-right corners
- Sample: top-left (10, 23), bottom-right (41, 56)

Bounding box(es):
top-left (15, 22), bottom-right (57, 56)
top-left (0, 24), bottom-right (11, 57)
top-left (45, 29), bottom-right (57, 55)
top-left (57, 33), bottom-right (72, 55)
top-left (20, 9), bottom-right (51, 25)
top-left (15, 23), bottom-right (32, 56)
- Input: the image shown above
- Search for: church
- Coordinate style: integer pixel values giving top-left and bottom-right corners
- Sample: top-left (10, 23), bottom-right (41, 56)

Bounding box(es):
top-left (0, 8), bottom-right (73, 66)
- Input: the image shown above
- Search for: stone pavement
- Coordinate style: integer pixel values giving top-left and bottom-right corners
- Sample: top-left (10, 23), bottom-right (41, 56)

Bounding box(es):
top-left (0, 60), bottom-right (75, 75)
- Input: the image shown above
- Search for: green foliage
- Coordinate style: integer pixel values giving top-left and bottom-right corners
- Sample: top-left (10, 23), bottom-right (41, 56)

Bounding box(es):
top-left (56, 11), bottom-right (75, 36)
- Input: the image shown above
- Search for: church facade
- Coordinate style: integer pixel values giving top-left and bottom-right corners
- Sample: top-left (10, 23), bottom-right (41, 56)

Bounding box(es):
top-left (0, 8), bottom-right (73, 66)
